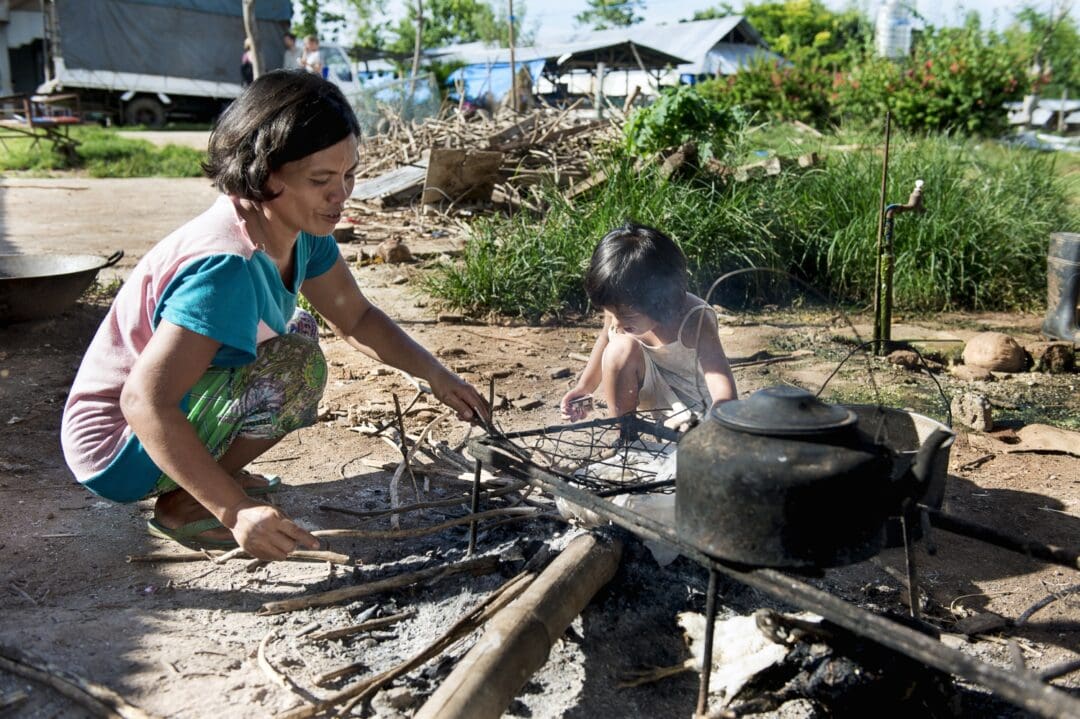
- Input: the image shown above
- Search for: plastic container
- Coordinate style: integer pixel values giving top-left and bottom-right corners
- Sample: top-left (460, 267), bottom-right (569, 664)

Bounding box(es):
top-left (875, 0), bottom-right (913, 59)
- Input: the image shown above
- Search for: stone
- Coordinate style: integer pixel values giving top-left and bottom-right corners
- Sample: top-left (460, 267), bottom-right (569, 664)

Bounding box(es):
top-left (951, 392), bottom-right (993, 432)
top-left (512, 397), bottom-right (543, 410)
top-left (549, 367), bottom-right (572, 379)
top-left (949, 364), bottom-right (995, 382)
top-left (376, 237), bottom-right (413, 264)
top-left (389, 274), bottom-right (408, 285)
top-left (886, 349), bottom-right (921, 370)
top-left (1027, 341), bottom-right (1076, 374)
top-left (962, 332), bottom-right (1026, 372)
top-left (332, 223), bottom-right (355, 243)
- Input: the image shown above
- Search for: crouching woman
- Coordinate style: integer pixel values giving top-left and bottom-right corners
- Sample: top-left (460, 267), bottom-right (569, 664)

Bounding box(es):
top-left (61, 70), bottom-right (488, 560)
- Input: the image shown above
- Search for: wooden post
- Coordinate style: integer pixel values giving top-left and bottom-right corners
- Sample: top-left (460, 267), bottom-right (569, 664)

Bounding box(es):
top-left (508, 0), bottom-right (517, 113)
top-left (241, 0), bottom-right (262, 79)
top-left (414, 533), bottom-right (623, 719)
top-left (595, 61), bottom-right (606, 119)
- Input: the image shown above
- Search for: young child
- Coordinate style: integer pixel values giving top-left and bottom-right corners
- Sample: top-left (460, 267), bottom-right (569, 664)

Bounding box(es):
top-left (560, 223), bottom-right (737, 423)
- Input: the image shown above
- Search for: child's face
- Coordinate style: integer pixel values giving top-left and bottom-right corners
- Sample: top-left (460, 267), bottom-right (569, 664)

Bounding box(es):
top-left (607, 305), bottom-right (659, 338)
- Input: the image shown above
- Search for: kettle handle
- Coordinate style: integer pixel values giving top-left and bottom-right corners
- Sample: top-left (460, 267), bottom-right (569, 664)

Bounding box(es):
top-left (910, 428), bottom-right (953, 491)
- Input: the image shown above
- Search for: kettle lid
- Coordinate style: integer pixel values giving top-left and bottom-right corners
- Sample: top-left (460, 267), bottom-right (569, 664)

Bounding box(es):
top-left (712, 385), bottom-right (857, 436)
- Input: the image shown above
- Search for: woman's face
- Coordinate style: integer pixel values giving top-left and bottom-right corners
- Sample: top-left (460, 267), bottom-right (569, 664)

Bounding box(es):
top-left (265, 135), bottom-right (358, 237)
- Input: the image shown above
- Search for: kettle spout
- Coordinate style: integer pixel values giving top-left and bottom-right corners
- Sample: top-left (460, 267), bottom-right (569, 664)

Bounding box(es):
top-left (910, 428), bottom-right (954, 495)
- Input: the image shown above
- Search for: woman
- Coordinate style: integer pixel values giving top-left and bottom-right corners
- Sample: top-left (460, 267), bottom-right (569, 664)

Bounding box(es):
top-left (61, 70), bottom-right (488, 561)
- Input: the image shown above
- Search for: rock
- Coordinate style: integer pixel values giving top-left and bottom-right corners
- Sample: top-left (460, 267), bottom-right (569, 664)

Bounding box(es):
top-left (372, 686), bottom-right (415, 716)
top-left (389, 274), bottom-right (408, 285)
top-left (954, 612), bottom-right (1009, 636)
top-left (437, 347), bottom-right (467, 358)
top-left (949, 364), bottom-right (995, 382)
top-left (512, 397), bottom-right (543, 410)
top-left (332, 223), bottom-right (355, 243)
top-left (1027, 341), bottom-right (1076, 374)
top-left (489, 368), bottom-right (513, 379)
top-left (549, 367), bottom-right (572, 379)
top-left (377, 237), bottom-right (413, 263)
top-left (962, 332), bottom-right (1026, 372)
top-left (436, 312), bottom-right (464, 323)
top-left (492, 394), bottom-right (509, 410)
top-left (887, 349), bottom-right (921, 370)
top-left (951, 392), bottom-right (993, 432)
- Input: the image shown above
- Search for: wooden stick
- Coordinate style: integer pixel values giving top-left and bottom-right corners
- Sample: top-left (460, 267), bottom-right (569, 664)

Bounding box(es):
top-left (274, 567), bottom-right (538, 719)
top-left (305, 610), bottom-right (415, 643)
top-left (317, 482), bottom-right (524, 521)
top-left (414, 533), bottom-right (624, 719)
top-left (312, 507), bottom-right (536, 540)
top-left (257, 555), bottom-right (500, 615)
top-left (0, 645), bottom-right (160, 719)
top-left (125, 550), bottom-right (352, 566)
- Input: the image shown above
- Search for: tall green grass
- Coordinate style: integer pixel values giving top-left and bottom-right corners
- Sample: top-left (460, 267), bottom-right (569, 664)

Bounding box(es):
top-left (427, 132), bottom-right (1077, 319)
top-left (0, 126), bottom-right (204, 177)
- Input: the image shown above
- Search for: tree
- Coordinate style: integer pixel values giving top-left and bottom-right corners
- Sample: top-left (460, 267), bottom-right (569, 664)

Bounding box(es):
top-left (1005, 3), bottom-right (1080, 98)
top-left (344, 0), bottom-right (390, 51)
top-left (575, 0), bottom-right (645, 30)
top-left (242, 0), bottom-right (262, 78)
top-left (293, 0), bottom-right (348, 43)
top-left (689, 1), bottom-right (870, 67)
top-left (386, 0), bottom-right (530, 53)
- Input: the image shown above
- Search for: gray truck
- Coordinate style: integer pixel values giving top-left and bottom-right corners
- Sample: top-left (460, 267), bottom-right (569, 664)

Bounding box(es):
top-left (6, 0), bottom-right (291, 125)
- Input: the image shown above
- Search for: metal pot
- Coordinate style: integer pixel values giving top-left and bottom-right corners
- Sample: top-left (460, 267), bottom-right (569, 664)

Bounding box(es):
top-left (0, 251), bottom-right (123, 324)
top-left (676, 385), bottom-right (952, 568)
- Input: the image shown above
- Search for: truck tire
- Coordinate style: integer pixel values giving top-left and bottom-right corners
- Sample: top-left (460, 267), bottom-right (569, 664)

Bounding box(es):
top-left (125, 97), bottom-right (166, 127)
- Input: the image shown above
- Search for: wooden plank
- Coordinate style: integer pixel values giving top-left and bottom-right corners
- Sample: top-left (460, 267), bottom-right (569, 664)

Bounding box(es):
top-left (422, 148), bottom-right (504, 205)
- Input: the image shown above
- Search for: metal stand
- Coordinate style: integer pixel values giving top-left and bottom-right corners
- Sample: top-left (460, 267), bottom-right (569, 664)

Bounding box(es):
top-left (467, 459), bottom-right (482, 555)
top-left (469, 435), bottom-right (1080, 719)
top-left (696, 568), bottom-right (719, 717)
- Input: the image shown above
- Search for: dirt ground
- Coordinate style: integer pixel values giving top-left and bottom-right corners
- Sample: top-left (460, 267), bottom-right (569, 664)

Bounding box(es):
top-left (1, 178), bottom-right (1078, 718)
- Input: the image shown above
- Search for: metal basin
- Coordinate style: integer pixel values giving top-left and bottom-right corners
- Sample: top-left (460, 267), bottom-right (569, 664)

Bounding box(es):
top-left (0, 251), bottom-right (123, 324)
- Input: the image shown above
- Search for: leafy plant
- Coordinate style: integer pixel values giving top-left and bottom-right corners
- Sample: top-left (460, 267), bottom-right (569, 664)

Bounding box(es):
top-left (623, 85), bottom-right (745, 161)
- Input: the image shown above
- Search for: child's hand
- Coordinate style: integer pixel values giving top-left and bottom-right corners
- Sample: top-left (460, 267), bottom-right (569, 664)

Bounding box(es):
top-left (560, 388), bottom-right (592, 421)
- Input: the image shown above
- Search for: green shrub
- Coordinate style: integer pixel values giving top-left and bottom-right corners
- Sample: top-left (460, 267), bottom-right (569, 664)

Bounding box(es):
top-left (699, 57), bottom-right (836, 126)
top-left (835, 24), bottom-right (1028, 135)
top-left (623, 85), bottom-right (745, 160)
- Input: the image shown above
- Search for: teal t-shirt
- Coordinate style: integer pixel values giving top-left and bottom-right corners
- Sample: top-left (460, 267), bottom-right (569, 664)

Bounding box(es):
top-left (156, 231), bottom-right (339, 365)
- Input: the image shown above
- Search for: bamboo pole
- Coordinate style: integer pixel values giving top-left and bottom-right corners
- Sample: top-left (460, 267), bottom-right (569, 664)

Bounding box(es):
top-left (413, 532), bottom-right (623, 719)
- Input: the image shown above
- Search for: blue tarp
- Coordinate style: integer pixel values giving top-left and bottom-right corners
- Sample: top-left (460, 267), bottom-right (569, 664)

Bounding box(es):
top-left (120, 0), bottom-right (292, 21)
top-left (447, 59), bottom-right (547, 102)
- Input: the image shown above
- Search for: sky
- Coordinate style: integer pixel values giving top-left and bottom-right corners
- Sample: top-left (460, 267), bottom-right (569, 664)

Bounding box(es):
top-left (307, 1), bottom-right (1067, 45)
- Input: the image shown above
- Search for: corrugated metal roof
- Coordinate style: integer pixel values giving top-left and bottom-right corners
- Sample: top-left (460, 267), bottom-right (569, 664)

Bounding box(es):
top-left (430, 17), bottom-right (773, 76)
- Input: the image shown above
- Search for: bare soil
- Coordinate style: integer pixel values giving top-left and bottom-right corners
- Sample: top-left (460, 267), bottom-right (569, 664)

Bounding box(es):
top-left (0, 178), bottom-right (1077, 718)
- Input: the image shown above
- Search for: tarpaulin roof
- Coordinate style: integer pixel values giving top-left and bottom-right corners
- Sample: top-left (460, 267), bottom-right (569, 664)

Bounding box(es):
top-left (55, 0), bottom-right (290, 84)
top-left (446, 59), bottom-right (547, 103)
top-left (115, 0), bottom-right (292, 21)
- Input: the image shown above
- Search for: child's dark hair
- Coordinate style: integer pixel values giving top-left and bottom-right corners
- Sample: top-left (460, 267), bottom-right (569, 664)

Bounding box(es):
top-left (203, 70), bottom-right (360, 202)
top-left (584, 223), bottom-right (688, 322)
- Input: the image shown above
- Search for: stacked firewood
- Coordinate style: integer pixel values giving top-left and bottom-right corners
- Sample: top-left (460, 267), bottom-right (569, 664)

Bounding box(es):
top-left (350, 102), bottom-right (620, 215)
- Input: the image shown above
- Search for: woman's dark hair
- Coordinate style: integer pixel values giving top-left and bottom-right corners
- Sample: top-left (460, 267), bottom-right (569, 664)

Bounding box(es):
top-left (203, 70), bottom-right (360, 202)
top-left (584, 222), bottom-right (688, 322)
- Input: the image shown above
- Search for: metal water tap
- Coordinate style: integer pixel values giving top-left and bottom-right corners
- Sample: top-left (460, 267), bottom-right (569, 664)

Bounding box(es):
top-left (874, 180), bottom-right (927, 352)
top-left (886, 179), bottom-right (925, 219)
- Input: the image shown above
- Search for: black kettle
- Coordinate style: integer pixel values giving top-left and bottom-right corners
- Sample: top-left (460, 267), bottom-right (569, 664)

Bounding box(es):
top-left (675, 385), bottom-right (952, 568)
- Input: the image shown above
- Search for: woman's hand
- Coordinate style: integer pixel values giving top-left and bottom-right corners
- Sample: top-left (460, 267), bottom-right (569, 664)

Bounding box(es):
top-left (429, 367), bottom-right (490, 423)
top-left (228, 499), bottom-right (320, 561)
top-left (560, 387), bottom-right (593, 421)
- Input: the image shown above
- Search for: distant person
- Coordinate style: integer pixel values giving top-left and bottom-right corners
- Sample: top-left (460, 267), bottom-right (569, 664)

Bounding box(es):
top-left (60, 71), bottom-right (489, 561)
top-left (240, 38), bottom-right (254, 87)
top-left (282, 32), bottom-right (303, 70)
top-left (300, 35), bottom-right (324, 77)
top-left (560, 223), bottom-right (737, 424)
